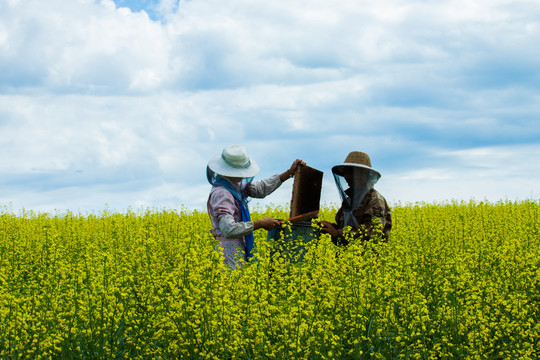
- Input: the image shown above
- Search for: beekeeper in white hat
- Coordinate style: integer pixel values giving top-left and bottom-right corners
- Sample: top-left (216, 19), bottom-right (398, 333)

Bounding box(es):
top-left (207, 144), bottom-right (305, 268)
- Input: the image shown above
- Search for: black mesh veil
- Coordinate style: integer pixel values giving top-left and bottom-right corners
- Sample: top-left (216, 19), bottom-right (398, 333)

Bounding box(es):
top-left (332, 165), bottom-right (381, 227)
top-left (206, 166), bottom-right (254, 203)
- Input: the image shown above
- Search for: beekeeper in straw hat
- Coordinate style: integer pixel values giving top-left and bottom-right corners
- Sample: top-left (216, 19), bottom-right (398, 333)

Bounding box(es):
top-left (320, 151), bottom-right (391, 245)
top-left (207, 144), bottom-right (305, 268)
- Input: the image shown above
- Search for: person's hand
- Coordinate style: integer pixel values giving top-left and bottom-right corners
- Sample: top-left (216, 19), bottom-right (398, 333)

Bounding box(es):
top-left (288, 159), bottom-right (306, 175)
top-left (280, 159), bottom-right (306, 181)
top-left (320, 220), bottom-right (339, 238)
top-left (254, 218), bottom-right (280, 231)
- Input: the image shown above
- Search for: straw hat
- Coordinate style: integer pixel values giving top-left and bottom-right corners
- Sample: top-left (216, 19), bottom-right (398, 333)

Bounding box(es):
top-left (332, 151), bottom-right (381, 178)
top-left (207, 145), bottom-right (260, 178)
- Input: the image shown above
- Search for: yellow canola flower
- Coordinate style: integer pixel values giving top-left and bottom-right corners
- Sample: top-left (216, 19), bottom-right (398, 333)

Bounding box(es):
top-left (0, 200), bottom-right (539, 358)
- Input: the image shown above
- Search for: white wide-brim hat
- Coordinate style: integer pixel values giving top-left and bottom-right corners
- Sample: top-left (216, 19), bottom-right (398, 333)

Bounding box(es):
top-left (207, 144), bottom-right (260, 178)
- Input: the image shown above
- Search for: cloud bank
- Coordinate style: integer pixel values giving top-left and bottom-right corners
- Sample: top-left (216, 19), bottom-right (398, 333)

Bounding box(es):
top-left (0, 0), bottom-right (539, 213)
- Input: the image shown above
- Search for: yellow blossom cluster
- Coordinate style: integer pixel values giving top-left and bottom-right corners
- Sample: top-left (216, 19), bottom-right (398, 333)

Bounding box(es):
top-left (0, 200), bottom-right (539, 359)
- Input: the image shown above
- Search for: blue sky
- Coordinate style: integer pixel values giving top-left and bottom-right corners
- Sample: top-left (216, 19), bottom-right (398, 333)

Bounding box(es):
top-left (0, 0), bottom-right (539, 213)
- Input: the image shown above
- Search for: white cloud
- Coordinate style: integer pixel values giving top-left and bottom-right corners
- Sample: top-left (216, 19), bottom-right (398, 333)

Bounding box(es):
top-left (0, 0), bottom-right (170, 93)
top-left (379, 144), bottom-right (540, 205)
top-left (0, 0), bottom-right (539, 213)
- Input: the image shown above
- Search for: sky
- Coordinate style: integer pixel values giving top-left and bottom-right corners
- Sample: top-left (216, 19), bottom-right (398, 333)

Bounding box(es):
top-left (0, 0), bottom-right (539, 214)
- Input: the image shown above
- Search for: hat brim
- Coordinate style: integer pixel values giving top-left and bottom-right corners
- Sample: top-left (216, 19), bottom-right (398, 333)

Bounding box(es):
top-left (332, 163), bottom-right (381, 179)
top-left (208, 153), bottom-right (260, 178)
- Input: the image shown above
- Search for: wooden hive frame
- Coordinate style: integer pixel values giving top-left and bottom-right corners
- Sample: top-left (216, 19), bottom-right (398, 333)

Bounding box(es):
top-left (289, 164), bottom-right (324, 218)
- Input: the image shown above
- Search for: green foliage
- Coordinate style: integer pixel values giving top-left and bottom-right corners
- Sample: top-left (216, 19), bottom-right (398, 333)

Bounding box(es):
top-left (0, 200), bottom-right (539, 359)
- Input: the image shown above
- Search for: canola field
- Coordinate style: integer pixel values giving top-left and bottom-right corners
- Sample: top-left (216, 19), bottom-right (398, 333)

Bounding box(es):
top-left (0, 200), bottom-right (539, 359)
